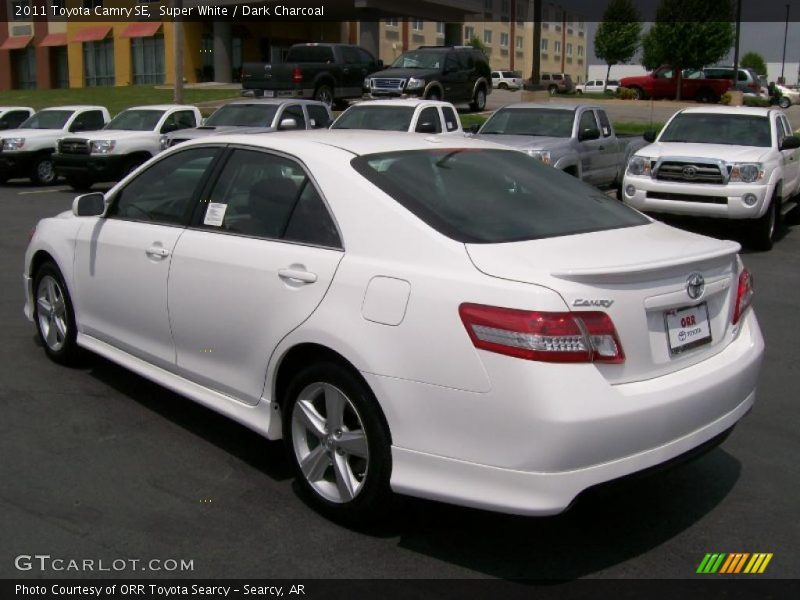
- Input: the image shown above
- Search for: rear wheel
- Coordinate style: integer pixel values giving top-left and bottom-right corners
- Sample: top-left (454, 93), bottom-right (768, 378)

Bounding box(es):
top-left (630, 86), bottom-right (646, 100)
top-left (313, 84), bottom-right (334, 108)
top-left (498, 82), bottom-right (508, 90)
top-left (779, 96), bottom-right (791, 109)
top-left (425, 87), bottom-right (441, 101)
top-left (33, 262), bottom-right (81, 364)
top-left (470, 86), bottom-right (487, 112)
top-left (30, 155), bottom-right (56, 186)
top-left (283, 361), bottom-right (392, 524)
top-left (748, 193), bottom-right (780, 251)
top-left (548, 85), bottom-right (558, 96)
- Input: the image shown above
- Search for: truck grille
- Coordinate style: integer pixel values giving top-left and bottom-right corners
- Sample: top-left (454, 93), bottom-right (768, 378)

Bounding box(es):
top-left (58, 138), bottom-right (90, 155)
top-left (655, 161), bottom-right (725, 184)
top-left (646, 191), bottom-right (727, 205)
top-left (371, 78), bottom-right (405, 91)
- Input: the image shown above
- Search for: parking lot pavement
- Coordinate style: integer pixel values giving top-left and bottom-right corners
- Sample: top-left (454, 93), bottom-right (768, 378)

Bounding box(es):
top-left (1, 182), bottom-right (799, 580)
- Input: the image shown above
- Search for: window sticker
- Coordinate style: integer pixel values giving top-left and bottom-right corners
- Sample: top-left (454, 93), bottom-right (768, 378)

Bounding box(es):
top-left (203, 202), bottom-right (228, 227)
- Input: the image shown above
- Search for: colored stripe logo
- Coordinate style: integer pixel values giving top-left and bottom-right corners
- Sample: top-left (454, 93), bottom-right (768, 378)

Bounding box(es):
top-left (697, 553), bottom-right (773, 574)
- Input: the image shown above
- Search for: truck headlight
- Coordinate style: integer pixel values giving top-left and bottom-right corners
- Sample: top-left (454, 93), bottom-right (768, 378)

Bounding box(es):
top-left (2, 137), bottom-right (25, 151)
top-left (406, 77), bottom-right (425, 90)
top-left (90, 140), bottom-right (116, 155)
top-left (729, 162), bottom-right (764, 183)
top-left (525, 149), bottom-right (551, 165)
top-left (627, 156), bottom-right (651, 176)
top-left (363, 77), bottom-right (372, 89)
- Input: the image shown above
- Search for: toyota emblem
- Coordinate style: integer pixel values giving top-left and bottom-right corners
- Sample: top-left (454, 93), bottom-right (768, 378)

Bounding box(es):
top-left (682, 166), bottom-right (698, 179)
top-left (686, 273), bottom-right (705, 300)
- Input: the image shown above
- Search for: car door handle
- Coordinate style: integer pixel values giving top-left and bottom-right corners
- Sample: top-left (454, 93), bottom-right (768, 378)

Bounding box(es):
top-left (278, 268), bottom-right (317, 284)
top-left (145, 246), bottom-right (170, 259)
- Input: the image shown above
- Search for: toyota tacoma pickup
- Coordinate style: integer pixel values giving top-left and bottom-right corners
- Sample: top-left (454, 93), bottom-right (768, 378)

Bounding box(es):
top-left (241, 43), bottom-right (382, 107)
top-left (331, 99), bottom-right (464, 134)
top-left (620, 65), bottom-right (732, 102)
top-left (474, 103), bottom-right (648, 190)
top-left (161, 99), bottom-right (332, 150)
top-left (0, 106), bottom-right (34, 131)
top-left (622, 106), bottom-right (800, 250)
top-left (0, 106), bottom-right (109, 185)
top-left (54, 104), bottom-right (201, 190)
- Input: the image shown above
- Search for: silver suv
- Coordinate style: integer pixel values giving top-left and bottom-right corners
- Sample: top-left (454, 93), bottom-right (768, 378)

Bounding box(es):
top-left (701, 66), bottom-right (763, 96)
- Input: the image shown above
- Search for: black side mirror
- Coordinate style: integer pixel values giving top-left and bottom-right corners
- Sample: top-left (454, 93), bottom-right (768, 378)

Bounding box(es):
top-left (780, 135), bottom-right (800, 150)
top-left (579, 127), bottom-right (601, 141)
top-left (416, 121), bottom-right (438, 134)
top-left (643, 130), bottom-right (658, 143)
top-left (72, 192), bottom-right (105, 217)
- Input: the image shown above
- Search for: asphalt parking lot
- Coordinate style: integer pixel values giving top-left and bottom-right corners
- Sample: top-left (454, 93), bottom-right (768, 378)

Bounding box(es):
top-left (1, 180), bottom-right (799, 580)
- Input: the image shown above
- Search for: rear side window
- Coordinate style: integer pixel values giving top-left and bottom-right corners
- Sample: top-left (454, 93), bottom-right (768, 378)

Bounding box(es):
top-left (597, 110), bottom-right (612, 137)
top-left (352, 150), bottom-right (648, 243)
top-left (441, 107), bottom-right (459, 132)
top-left (307, 105), bottom-right (331, 129)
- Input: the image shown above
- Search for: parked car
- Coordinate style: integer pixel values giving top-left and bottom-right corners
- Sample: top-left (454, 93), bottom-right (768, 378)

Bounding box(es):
top-left (0, 106), bottom-right (35, 131)
top-left (701, 66), bottom-right (763, 96)
top-left (775, 84), bottom-right (799, 108)
top-left (365, 46), bottom-right (491, 112)
top-left (161, 99), bottom-right (332, 150)
top-left (539, 73), bottom-right (575, 95)
top-left (330, 99), bottom-right (463, 134)
top-left (24, 130), bottom-right (763, 522)
top-left (619, 66), bottom-right (732, 102)
top-left (491, 70), bottom-right (523, 90)
top-left (575, 79), bottom-right (619, 94)
top-left (54, 104), bottom-right (202, 191)
top-left (622, 106), bottom-right (800, 250)
top-left (0, 105), bottom-right (109, 185)
top-left (241, 43), bottom-right (382, 107)
top-left (475, 103), bottom-right (648, 190)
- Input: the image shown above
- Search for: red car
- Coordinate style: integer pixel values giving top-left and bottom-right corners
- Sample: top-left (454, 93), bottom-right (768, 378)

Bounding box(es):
top-left (620, 65), bottom-right (732, 102)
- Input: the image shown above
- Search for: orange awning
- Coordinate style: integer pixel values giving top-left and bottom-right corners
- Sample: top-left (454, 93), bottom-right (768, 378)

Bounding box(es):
top-left (0, 36), bottom-right (33, 50)
top-left (71, 26), bottom-right (111, 43)
top-left (119, 22), bottom-right (162, 39)
top-left (39, 33), bottom-right (68, 47)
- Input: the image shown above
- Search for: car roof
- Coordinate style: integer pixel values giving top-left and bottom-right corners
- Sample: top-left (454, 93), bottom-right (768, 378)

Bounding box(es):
top-left (124, 104), bottom-right (198, 111)
top-left (39, 105), bottom-right (107, 111)
top-left (348, 99), bottom-right (454, 108)
top-left (174, 129), bottom-right (502, 157)
top-left (0, 106), bottom-right (34, 111)
top-left (225, 98), bottom-right (327, 106)
top-left (680, 106), bottom-right (774, 116)
top-left (500, 102), bottom-right (584, 111)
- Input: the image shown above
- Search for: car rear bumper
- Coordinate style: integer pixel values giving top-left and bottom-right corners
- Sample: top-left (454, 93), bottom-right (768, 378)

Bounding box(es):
top-left (376, 310), bottom-right (763, 515)
top-left (53, 153), bottom-right (127, 182)
top-left (623, 176), bottom-right (772, 219)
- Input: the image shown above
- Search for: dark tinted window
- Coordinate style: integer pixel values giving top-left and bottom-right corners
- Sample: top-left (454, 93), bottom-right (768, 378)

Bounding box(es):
top-left (332, 106), bottom-right (415, 131)
top-left (415, 107), bottom-right (442, 133)
top-left (660, 113), bottom-right (772, 147)
top-left (108, 147), bottom-right (218, 225)
top-left (201, 148), bottom-right (340, 247)
top-left (0, 110), bottom-right (31, 129)
top-left (342, 46), bottom-right (361, 64)
top-left (441, 106), bottom-right (459, 132)
top-left (19, 110), bottom-right (73, 129)
top-left (107, 109), bottom-right (164, 131)
top-left (287, 45), bottom-right (335, 63)
top-left (279, 105), bottom-right (306, 129)
top-left (75, 110), bottom-right (106, 131)
top-left (356, 48), bottom-right (375, 63)
top-left (306, 105), bottom-right (331, 128)
top-left (161, 110), bottom-right (197, 132)
top-left (578, 110), bottom-right (598, 133)
top-left (205, 104), bottom-right (279, 127)
top-left (352, 149), bottom-right (648, 243)
top-left (480, 108), bottom-right (574, 137)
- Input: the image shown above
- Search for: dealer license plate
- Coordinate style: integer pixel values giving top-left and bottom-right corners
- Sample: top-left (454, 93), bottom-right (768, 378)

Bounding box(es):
top-left (263, 90), bottom-right (275, 97)
top-left (665, 303), bottom-right (712, 355)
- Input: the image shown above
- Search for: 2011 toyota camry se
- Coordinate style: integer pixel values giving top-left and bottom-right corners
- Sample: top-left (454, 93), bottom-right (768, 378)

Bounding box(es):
top-left (23, 131), bottom-right (764, 522)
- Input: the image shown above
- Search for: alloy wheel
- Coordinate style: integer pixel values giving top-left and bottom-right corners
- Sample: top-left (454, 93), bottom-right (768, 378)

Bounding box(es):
top-left (37, 159), bottom-right (55, 185)
top-left (36, 275), bottom-right (68, 352)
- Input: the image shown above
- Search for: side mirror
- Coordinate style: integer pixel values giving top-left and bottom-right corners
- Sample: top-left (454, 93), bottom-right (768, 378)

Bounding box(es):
top-left (72, 192), bottom-right (105, 217)
top-left (69, 121), bottom-right (86, 132)
top-left (643, 130), bottom-right (658, 143)
top-left (160, 122), bottom-right (178, 134)
top-left (578, 127), bottom-right (601, 141)
top-left (279, 117), bottom-right (299, 130)
top-left (416, 121), bottom-right (438, 134)
top-left (0, 120), bottom-right (8, 130)
top-left (780, 135), bottom-right (800, 150)
top-left (465, 124), bottom-right (481, 134)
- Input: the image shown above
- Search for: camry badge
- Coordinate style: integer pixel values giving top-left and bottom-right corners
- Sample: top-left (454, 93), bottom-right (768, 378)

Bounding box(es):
top-left (573, 299), bottom-right (614, 308)
top-left (687, 273), bottom-right (705, 300)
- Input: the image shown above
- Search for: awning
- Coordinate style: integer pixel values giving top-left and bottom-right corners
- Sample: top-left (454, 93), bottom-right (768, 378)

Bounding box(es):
top-left (38, 33), bottom-right (68, 47)
top-left (119, 22), bottom-right (162, 39)
top-left (0, 36), bottom-right (33, 50)
top-left (71, 26), bottom-right (112, 43)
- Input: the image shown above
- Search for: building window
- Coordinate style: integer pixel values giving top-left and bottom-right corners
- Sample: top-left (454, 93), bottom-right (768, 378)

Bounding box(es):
top-left (566, 43), bottom-right (572, 57)
top-left (554, 40), bottom-right (561, 54)
top-left (12, 46), bottom-right (36, 89)
top-left (483, 29), bottom-right (492, 45)
top-left (464, 25), bottom-right (475, 41)
top-left (131, 34), bottom-right (165, 85)
top-left (516, 36), bottom-right (523, 50)
top-left (516, 1), bottom-right (526, 24)
top-left (436, 22), bottom-right (445, 35)
top-left (412, 20), bottom-right (423, 32)
top-left (384, 18), bottom-right (398, 27)
top-left (83, 38), bottom-right (114, 87)
top-left (577, 46), bottom-right (584, 57)
top-left (501, 0), bottom-right (509, 19)
top-left (500, 32), bottom-right (509, 48)
top-left (484, 0), bottom-right (493, 11)
top-left (541, 38), bottom-right (548, 51)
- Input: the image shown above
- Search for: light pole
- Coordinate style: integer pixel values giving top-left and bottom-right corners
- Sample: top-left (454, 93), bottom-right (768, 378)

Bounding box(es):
top-left (732, 0), bottom-right (741, 90)
top-left (173, 0), bottom-right (184, 104)
top-left (781, 3), bottom-right (789, 84)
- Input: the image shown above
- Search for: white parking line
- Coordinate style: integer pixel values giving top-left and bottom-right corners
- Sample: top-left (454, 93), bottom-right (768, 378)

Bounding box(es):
top-left (17, 188), bottom-right (71, 195)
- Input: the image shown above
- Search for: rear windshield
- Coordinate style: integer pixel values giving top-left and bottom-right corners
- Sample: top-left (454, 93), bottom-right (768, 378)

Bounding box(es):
top-left (391, 51), bottom-right (446, 70)
top-left (106, 109), bottom-right (165, 131)
top-left (332, 106), bottom-right (415, 131)
top-left (352, 149), bottom-right (648, 243)
top-left (19, 110), bottom-right (73, 129)
top-left (660, 113), bottom-right (772, 147)
top-left (479, 108), bottom-right (575, 137)
top-left (205, 104), bottom-right (279, 127)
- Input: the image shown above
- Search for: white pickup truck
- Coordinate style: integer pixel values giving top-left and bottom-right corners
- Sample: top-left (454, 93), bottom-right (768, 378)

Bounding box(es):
top-left (330, 99), bottom-right (464, 135)
top-left (623, 106), bottom-right (800, 250)
top-left (54, 104), bottom-right (202, 190)
top-left (0, 106), bottom-right (34, 131)
top-left (0, 106), bottom-right (109, 185)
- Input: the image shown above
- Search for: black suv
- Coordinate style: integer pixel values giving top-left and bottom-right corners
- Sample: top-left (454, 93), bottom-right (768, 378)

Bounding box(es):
top-left (364, 46), bottom-right (491, 111)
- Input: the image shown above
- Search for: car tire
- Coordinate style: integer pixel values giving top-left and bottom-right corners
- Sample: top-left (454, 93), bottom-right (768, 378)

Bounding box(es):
top-left (498, 82), bottom-right (508, 90)
top-left (66, 176), bottom-right (94, 192)
top-left (630, 86), bottom-right (646, 100)
top-left (779, 97), bottom-right (791, 109)
top-left (425, 87), bottom-right (441, 101)
top-left (123, 157), bottom-right (145, 178)
top-left (470, 86), bottom-right (487, 112)
top-left (748, 193), bottom-right (780, 251)
top-left (30, 155), bottom-right (56, 186)
top-left (33, 261), bottom-right (81, 365)
top-left (576, 89), bottom-right (583, 94)
top-left (313, 84), bottom-right (334, 108)
top-left (283, 361), bottom-right (392, 524)
top-left (548, 85), bottom-right (558, 96)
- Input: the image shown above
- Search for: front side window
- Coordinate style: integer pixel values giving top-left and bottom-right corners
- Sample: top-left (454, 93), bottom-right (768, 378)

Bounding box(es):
top-left (200, 149), bottom-right (341, 247)
top-left (415, 107), bottom-right (442, 133)
top-left (19, 110), bottom-right (73, 129)
top-left (480, 108), bottom-right (575, 137)
top-left (107, 147), bottom-right (219, 225)
top-left (352, 150), bottom-right (648, 243)
top-left (279, 105), bottom-right (306, 130)
top-left (306, 105), bottom-right (331, 129)
top-left (660, 113), bottom-right (772, 147)
top-left (578, 110), bottom-right (598, 134)
top-left (106, 109), bottom-right (165, 131)
top-left (332, 106), bottom-right (415, 131)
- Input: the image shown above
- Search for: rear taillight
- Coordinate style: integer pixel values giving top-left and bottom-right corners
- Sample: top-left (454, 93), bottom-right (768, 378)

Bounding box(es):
top-left (459, 303), bottom-right (625, 364)
top-left (732, 268), bottom-right (754, 325)
top-left (292, 67), bottom-right (303, 83)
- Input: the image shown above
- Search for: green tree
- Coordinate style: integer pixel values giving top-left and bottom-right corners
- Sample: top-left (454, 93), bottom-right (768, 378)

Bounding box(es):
top-left (594, 0), bottom-right (642, 91)
top-left (467, 36), bottom-right (489, 57)
top-left (741, 51), bottom-right (767, 76)
top-left (640, 0), bottom-right (735, 100)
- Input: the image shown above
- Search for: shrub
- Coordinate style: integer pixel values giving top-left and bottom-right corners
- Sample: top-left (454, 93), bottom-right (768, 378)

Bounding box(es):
top-left (719, 92), bottom-right (732, 105)
top-left (743, 96), bottom-right (770, 107)
top-left (617, 86), bottom-right (638, 100)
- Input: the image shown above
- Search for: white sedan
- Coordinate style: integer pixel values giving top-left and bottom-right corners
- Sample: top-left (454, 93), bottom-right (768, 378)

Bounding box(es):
top-left (24, 131), bottom-right (764, 521)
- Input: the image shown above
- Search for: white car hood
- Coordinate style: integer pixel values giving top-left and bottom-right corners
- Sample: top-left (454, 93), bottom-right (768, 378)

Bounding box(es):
top-left (640, 142), bottom-right (771, 163)
top-left (0, 128), bottom-right (65, 141)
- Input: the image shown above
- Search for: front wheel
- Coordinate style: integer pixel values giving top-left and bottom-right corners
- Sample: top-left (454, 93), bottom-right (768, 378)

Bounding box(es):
top-left (33, 262), bottom-right (81, 364)
top-left (313, 84), bottom-right (334, 108)
top-left (748, 194), bottom-right (780, 251)
top-left (31, 155), bottom-right (56, 186)
top-left (283, 362), bottom-right (392, 524)
top-left (630, 86), bottom-right (645, 100)
top-left (424, 88), bottom-right (441, 101)
top-left (470, 86), bottom-right (487, 112)
top-left (779, 97), bottom-right (791, 109)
